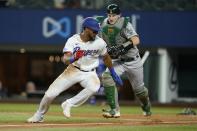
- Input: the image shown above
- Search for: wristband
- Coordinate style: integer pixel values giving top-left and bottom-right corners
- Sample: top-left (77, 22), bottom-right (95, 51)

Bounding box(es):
top-left (69, 56), bottom-right (75, 63)
top-left (122, 41), bottom-right (133, 51)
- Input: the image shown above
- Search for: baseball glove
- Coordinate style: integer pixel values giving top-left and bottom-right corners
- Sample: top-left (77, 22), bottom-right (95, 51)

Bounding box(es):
top-left (107, 45), bottom-right (126, 59)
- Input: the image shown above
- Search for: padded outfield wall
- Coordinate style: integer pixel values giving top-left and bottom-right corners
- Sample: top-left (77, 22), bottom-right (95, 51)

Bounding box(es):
top-left (0, 9), bottom-right (197, 47)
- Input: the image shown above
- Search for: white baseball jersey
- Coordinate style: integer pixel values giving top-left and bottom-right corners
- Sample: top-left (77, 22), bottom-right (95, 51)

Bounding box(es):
top-left (63, 34), bottom-right (107, 71)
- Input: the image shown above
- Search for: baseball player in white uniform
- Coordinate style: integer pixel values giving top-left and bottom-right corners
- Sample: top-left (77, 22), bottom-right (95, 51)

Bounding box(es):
top-left (27, 17), bottom-right (123, 123)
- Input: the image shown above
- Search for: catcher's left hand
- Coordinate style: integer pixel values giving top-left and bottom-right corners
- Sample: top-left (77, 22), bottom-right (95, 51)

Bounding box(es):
top-left (107, 45), bottom-right (126, 59)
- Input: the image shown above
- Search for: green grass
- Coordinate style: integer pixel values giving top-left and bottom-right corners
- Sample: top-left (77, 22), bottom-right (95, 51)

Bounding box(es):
top-left (0, 103), bottom-right (197, 131)
top-left (3, 125), bottom-right (197, 131)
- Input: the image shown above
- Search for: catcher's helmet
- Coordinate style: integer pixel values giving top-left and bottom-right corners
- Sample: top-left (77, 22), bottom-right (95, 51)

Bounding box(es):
top-left (107, 4), bottom-right (120, 14)
top-left (82, 17), bottom-right (100, 32)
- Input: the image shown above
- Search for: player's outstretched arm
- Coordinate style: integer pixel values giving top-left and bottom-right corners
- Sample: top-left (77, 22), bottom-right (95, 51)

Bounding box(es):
top-left (102, 53), bottom-right (123, 86)
top-left (102, 53), bottom-right (113, 69)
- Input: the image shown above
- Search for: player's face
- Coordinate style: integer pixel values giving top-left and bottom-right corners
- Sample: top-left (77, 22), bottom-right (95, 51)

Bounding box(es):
top-left (107, 14), bottom-right (120, 25)
top-left (87, 28), bottom-right (98, 41)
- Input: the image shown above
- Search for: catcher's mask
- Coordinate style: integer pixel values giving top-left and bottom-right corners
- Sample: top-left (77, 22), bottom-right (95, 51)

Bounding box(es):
top-left (82, 17), bottom-right (100, 32)
top-left (107, 4), bottom-right (120, 15)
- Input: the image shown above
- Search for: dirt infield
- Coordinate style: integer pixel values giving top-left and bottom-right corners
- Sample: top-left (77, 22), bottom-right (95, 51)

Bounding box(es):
top-left (0, 114), bottom-right (197, 129)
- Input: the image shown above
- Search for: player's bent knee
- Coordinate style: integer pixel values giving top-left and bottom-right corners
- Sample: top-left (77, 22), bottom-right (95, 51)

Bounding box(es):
top-left (42, 93), bottom-right (56, 101)
top-left (45, 89), bottom-right (60, 99)
top-left (89, 86), bottom-right (100, 93)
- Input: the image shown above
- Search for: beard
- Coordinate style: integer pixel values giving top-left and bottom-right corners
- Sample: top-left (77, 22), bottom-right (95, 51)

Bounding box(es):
top-left (89, 35), bottom-right (96, 41)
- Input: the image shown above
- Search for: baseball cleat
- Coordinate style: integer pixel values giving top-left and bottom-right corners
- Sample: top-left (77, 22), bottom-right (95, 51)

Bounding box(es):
top-left (61, 101), bottom-right (71, 118)
top-left (141, 101), bottom-right (152, 116)
top-left (143, 111), bottom-right (152, 116)
top-left (102, 109), bottom-right (120, 118)
top-left (27, 113), bottom-right (44, 123)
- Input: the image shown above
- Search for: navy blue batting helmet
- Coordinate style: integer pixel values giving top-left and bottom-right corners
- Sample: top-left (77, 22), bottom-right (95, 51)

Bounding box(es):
top-left (82, 17), bottom-right (100, 32)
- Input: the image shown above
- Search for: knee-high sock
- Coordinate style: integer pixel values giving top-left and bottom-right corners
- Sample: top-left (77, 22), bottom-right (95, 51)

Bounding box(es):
top-left (104, 86), bottom-right (117, 110)
top-left (67, 88), bottom-right (94, 107)
top-left (102, 72), bottom-right (119, 111)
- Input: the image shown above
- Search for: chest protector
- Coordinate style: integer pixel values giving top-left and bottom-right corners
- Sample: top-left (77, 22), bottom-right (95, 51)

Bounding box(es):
top-left (97, 16), bottom-right (129, 47)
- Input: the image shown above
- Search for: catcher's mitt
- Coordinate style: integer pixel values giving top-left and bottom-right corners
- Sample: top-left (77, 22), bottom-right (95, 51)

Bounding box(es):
top-left (107, 45), bottom-right (126, 59)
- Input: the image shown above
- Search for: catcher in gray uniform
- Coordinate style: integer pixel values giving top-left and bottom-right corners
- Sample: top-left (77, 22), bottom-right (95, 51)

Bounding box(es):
top-left (96, 4), bottom-right (152, 118)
